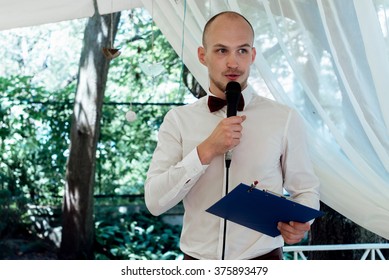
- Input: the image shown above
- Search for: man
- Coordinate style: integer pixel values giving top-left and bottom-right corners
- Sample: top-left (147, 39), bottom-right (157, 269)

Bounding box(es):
top-left (145, 11), bottom-right (320, 260)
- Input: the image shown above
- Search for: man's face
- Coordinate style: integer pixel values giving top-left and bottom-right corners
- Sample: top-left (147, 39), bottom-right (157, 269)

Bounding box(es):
top-left (198, 15), bottom-right (256, 98)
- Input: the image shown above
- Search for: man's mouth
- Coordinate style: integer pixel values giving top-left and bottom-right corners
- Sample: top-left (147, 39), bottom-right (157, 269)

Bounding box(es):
top-left (225, 74), bottom-right (240, 80)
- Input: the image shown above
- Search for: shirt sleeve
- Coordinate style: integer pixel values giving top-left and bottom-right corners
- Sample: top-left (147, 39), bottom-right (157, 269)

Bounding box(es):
top-left (281, 109), bottom-right (320, 211)
top-left (144, 110), bottom-right (208, 216)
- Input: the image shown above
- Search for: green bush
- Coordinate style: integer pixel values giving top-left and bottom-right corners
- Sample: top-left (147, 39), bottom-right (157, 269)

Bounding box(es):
top-left (94, 211), bottom-right (183, 260)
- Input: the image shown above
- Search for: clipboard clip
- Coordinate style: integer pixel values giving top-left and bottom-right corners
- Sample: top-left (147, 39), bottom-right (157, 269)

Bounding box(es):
top-left (248, 181), bottom-right (288, 200)
top-left (263, 189), bottom-right (287, 199)
top-left (248, 180), bottom-right (259, 192)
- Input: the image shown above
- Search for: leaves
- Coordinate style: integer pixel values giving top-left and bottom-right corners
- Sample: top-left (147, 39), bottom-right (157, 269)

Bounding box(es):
top-left (94, 212), bottom-right (182, 260)
top-left (0, 8), bottom-right (196, 259)
top-left (0, 8), bottom-right (189, 203)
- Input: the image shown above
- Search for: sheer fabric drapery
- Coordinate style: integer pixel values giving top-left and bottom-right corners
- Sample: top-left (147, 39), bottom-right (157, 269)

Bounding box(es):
top-left (142, 0), bottom-right (389, 239)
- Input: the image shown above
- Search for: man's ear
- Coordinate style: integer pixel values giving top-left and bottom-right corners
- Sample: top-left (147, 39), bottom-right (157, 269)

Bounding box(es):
top-left (198, 46), bottom-right (207, 66)
top-left (251, 47), bottom-right (257, 64)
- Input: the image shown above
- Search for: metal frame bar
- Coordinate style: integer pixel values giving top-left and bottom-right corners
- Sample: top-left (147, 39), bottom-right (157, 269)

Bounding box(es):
top-left (283, 243), bottom-right (389, 260)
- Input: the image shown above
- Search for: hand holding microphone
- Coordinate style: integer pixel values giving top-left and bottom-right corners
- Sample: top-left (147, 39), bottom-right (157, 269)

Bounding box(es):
top-left (197, 81), bottom-right (245, 166)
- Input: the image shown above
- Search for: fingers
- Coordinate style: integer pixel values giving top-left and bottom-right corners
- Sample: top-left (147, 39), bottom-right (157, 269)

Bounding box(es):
top-left (277, 221), bottom-right (310, 245)
top-left (197, 115), bottom-right (245, 164)
top-left (219, 116), bottom-right (246, 150)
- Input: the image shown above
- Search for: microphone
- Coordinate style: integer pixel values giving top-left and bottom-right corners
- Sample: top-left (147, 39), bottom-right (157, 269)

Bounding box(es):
top-left (225, 81), bottom-right (241, 168)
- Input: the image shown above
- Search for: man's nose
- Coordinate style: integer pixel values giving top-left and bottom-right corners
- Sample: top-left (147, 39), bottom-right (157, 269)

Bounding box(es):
top-left (226, 53), bottom-right (238, 68)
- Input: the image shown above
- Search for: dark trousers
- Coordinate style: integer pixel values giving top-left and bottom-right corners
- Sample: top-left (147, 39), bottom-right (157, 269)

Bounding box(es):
top-left (183, 247), bottom-right (283, 260)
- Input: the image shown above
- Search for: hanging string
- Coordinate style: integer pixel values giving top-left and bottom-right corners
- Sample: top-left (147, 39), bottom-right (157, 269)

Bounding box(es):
top-left (150, 0), bottom-right (158, 94)
top-left (178, 0), bottom-right (187, 96)
top-left (102, 0), bottom-right (120, 59)
top-left (139, 0), bottom-right (164, 77)
top-left (110, 0), bottom-right (114, 48)
top-left (151, 0), bottom-right (155, 61)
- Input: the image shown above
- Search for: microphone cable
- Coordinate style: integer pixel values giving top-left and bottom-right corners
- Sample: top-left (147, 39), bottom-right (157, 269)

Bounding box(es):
top-left (221, 165), bottom-right (230, 260)
top-left (221, 81), bottom-right (241, 260)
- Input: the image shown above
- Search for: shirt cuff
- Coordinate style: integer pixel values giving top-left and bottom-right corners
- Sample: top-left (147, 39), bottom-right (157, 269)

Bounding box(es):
top-left (181, 148), bottom-right (208, 182)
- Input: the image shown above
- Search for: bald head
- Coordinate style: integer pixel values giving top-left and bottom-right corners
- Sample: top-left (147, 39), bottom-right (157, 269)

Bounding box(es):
top-left (202, 11), bottom-right (255, 48)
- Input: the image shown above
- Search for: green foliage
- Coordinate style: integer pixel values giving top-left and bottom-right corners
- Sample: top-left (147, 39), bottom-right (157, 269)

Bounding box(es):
top-left (96, 103), bottom-right (172, 195)
top-left (0, 8), bottom-right (193, 259)
top-left (0, 8), bottom-right (190, 203)
top-left (94, 212), bottom-right (182, 260)
top-left (94, 9), bottom-right (189, 195)
top-left (0, 75), bottom-right (73, 205)
top-left (109, 9), bottom-right (186, 104)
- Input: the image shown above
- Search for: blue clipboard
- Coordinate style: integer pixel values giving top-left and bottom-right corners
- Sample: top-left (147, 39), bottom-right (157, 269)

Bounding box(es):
top-left (206, 183), bottom-right (324, 237)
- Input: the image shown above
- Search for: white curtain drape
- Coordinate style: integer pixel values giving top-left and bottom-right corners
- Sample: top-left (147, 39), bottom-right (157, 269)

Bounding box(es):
top-left (0, 0), bottom-right (143, 31)
top-left (0, 0), bottom-right (94, 31)
top-left (141, 0), bottom-right (389, 240)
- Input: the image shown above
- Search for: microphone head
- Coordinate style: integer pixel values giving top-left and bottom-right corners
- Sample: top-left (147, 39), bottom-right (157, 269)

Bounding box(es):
top-left (225, 81), bottom-right (241, 94)
top-left (225, 81), bottom-right (241, 117)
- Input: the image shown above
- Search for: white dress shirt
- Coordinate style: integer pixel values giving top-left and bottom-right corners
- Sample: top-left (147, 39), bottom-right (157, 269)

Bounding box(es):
top-left (145, 87), bottom-right (320, 260)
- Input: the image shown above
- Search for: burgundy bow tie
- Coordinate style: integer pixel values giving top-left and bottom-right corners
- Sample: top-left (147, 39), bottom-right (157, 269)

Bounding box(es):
top-left (207, 94), bottom-right (245, 113)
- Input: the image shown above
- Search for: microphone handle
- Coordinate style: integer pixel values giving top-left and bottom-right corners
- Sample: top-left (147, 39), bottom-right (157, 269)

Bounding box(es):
top-left (225, 150), bottom-right (232, 168)
top-left (225, 107), bottom-right (236, 168)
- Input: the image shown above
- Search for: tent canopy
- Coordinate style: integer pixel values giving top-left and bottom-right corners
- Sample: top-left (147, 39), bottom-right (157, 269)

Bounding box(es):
top-left (0, 0), bottom-right (142, 31)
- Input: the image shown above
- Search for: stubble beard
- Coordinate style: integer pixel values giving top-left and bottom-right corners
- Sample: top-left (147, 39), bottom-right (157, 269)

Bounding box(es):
top-left (210, 75), bottom-right (247, 97)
